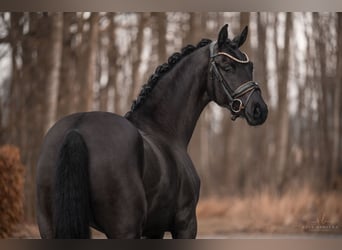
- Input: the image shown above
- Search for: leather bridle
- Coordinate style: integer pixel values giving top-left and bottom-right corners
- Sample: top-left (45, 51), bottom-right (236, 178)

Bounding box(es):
top-left (209, 41), bottom-right (260, 120)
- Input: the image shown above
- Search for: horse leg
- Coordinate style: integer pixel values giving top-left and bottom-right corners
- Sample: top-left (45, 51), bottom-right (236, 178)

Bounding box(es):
top-left (171, 208), bottom-right (197, 239)
top-left (95, 197), bottom-right (146, 239)
top-left (36, 186), bottom-right (54, 239)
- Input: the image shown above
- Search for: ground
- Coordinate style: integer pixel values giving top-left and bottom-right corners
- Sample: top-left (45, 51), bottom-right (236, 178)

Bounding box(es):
top-left (9, 189), bottom-right (342, 238)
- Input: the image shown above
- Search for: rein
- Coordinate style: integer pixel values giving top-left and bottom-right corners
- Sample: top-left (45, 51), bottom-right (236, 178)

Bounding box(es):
top-left (209, 41), bottom-right (260, 120)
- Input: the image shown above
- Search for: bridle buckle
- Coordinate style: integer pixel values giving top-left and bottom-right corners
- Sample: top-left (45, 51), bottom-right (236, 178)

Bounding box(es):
top-left (231, 99), bottom-right (243, 113)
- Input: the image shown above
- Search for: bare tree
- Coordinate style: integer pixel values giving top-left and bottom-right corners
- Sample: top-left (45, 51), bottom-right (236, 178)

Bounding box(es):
top-left (78, 13), bottom-right (99, 111)
top-left (57, 13), bottom-right (78, 118)
top-left (239, 12), bottom-right (251, 55)
top-left (45, 13), bottom-right (63, 132)
top-left (156, 12), bottom-right (167, 64)
top-left (128, 13), bottom-right (149, 108)
top-left (332, 13), bottom-right (342, 189)
top-left (275, 13), bottom-right (292, 193)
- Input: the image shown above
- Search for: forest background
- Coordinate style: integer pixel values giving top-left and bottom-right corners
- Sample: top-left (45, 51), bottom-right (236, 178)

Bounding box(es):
top-left (0, 12), bottom-right (341, 236)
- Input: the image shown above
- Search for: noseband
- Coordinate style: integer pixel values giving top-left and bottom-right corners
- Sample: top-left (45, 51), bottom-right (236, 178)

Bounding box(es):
top-left (209, 41), bottom-right (260, 120)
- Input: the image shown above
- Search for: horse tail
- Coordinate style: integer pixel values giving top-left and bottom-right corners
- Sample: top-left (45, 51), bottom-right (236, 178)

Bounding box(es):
top-left (54, 129), bottom-right (91, 238)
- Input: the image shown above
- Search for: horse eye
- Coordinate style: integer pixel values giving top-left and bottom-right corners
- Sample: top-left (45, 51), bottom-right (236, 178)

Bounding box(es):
top-left (223, 65), bottom-right (234, 72)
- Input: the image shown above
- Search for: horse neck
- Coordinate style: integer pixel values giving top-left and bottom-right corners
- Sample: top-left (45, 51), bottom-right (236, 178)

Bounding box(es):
top-left (127, 46), bottom-right (210, 147)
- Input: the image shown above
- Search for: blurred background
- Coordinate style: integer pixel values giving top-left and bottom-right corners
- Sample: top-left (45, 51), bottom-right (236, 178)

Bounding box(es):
top-left (0, 12), bottom-right (341, 238)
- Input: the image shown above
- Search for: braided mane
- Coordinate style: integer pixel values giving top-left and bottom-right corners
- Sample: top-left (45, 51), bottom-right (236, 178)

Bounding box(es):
top-left (125, 38), bottom-right (212, 117)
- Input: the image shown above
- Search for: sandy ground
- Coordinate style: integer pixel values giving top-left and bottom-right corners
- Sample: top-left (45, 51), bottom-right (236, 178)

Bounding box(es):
top-left (9, 219), bottom-right (342, 239)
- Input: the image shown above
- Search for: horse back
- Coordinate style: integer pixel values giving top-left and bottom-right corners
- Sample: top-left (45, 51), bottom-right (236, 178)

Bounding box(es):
top-left (37, 111), bottom-right (144, 180)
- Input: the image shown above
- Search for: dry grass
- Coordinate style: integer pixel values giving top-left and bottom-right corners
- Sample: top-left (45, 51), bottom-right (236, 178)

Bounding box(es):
top-left (197, 188), bottom-right (342, 235)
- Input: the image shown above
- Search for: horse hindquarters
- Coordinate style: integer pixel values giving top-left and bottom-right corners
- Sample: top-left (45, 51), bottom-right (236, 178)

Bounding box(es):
top-left (54, 129), bottom-right (91, 238)
top-left (37, 112), bottom-right (147, 239)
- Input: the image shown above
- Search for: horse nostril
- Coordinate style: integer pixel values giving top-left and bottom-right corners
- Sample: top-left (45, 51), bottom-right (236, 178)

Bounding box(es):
top-left (253, 104), bottom-right (261, 119)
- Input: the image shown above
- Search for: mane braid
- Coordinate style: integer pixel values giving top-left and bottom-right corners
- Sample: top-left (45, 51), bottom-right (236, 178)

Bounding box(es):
top-left (125, 38), bottom-right (212, 118)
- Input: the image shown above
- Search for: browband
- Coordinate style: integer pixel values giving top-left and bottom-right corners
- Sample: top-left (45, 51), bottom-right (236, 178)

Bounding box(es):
top-left (209, 41), bottom-right (249, 63)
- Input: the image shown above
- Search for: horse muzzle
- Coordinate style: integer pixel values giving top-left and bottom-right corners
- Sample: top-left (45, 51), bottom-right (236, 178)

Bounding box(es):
top-left (244, 97), bottom-right (268, 126)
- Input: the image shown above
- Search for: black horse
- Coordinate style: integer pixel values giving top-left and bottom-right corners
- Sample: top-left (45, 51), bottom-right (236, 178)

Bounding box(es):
top-left (36, 24), bottom-right (268, 239)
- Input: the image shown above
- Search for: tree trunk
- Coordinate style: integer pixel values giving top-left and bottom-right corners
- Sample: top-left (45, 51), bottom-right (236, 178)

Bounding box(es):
top-left (239, 12), bottom-right (251, 56)
top-left (7, 13), bottom-right (22, 144)
top-left (332, 13), bottom-right (342, 189)
top-left (107, 14), bottom-right (121, 114)
top-left (45, 13), bottom-right (63, 132)
top-left (275, 13), bottom-right (292, 193)
top-left (314, 13), bottom-right (333, 189)
top-left (156, 12), bottom-right (167, 64)
top-left (15, 12), bottom-right (52, 221)
top-left (57, 13), bottom-right (78, 118)
top-left (128, 13), bottom-right (149, 107)
top-left (78, 13), bottom-right (99, 111)
top-left (183, 13), bottom-right (202, 46)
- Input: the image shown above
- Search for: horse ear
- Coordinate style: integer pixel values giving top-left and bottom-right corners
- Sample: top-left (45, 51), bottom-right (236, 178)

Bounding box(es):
top-left (217, 24), bottom-right (229, 48)
top-left (233, 25), bottom-right (248, 48)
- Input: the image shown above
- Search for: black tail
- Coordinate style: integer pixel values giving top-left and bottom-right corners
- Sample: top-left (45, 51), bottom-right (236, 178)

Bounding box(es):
top-left (54, 129), bottom-right (91, 238)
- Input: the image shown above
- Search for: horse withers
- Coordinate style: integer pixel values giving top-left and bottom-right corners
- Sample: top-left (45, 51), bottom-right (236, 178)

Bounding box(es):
top-left (36, 24), bottom-right (268, 239)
